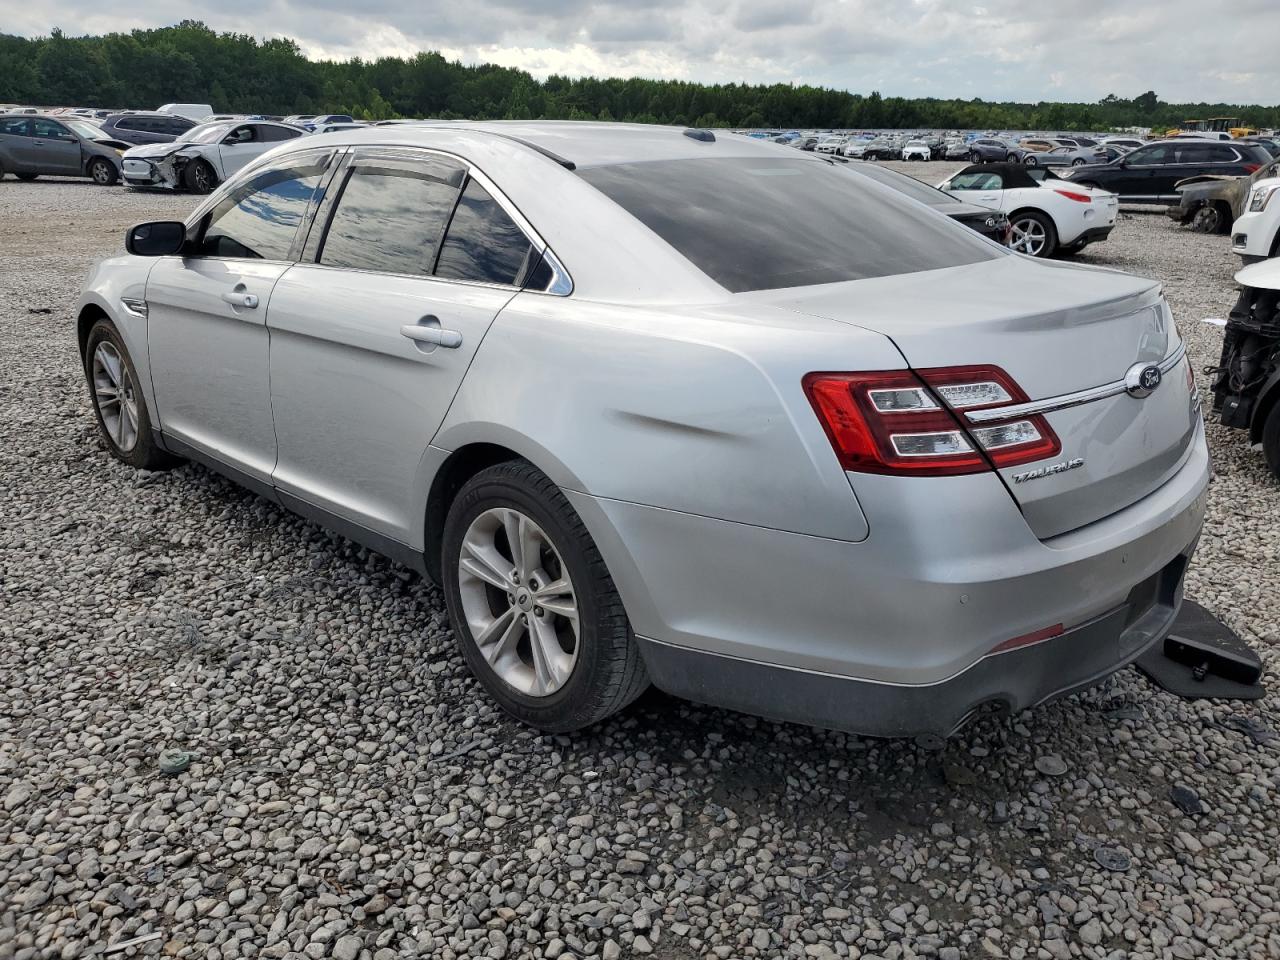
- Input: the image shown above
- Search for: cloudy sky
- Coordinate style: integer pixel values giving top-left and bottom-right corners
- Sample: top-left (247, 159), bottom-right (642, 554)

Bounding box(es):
top-left (5, 0), bottom-right (1280, 104)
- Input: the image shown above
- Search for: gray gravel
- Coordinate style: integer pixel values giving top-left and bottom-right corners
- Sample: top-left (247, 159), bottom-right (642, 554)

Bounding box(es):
top-left (1, 173), bottom-right (1278, 960)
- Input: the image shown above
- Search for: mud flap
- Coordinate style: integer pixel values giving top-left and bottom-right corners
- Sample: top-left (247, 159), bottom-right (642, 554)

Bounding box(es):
top-left (1135, 599), bottom-right (1266, 700)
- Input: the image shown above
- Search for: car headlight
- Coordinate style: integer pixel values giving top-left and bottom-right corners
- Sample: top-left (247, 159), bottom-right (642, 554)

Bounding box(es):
top-left (1248, 184), bottom-right (1280, 212)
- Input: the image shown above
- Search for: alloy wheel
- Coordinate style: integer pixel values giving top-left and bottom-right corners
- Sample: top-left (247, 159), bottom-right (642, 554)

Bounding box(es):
top-left (90, 160), bottom-right (111, 184)
top-left (193, 164), bottom-right (212, 192)
top-left (457, 507), bottom-right (579, 697)
top-left (1008, 216), bottom-right (1048, 256)
top-left (91, 341), bottom-right (139, 452)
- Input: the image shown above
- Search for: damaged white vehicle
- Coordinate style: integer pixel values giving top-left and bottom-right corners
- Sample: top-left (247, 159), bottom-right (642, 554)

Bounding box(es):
top-left (120, 120), bottom-right (304, 193)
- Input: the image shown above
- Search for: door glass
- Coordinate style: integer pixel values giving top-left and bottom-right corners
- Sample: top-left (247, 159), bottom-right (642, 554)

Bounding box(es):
top-left (0, 117), bottom-right (29, 136)
top-left (434, 179), bottom-right (534, 286)
top-left (197, 155), bottom-right (331, 261)
top-left (32, 119), bottom-right (70, 139)
top-left (223, 125), bottom-right (258, 146)
top-left (1126, 144), bottom-right (1172, 165)
top-left (948, 172), bottom-right (1002, 191)
top-left (319, 158), bottom-right (463, 276)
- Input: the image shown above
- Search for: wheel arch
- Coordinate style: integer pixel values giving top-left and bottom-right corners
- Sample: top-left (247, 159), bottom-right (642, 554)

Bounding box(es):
top-left (77, 302), bottom-right (111, 361)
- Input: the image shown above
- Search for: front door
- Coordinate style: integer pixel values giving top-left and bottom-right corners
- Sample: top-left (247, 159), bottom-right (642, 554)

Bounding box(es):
top-left (266, 148), bottom-right (542, 546)
top-left (1109, 142), bottom-right (1174, 199)
top-left (944, 169), bottom-right (1004, 211)
top-left (145, 149), bottom-right (338, 484)
top-left (29, 118), bottom-right (82, 175)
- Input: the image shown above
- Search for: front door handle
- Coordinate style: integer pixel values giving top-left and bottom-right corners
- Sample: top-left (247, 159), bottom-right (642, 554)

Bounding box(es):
top-left (221, 291), bottom-right (259, 309)
top-left (400, 321), bottom-right (462, 349)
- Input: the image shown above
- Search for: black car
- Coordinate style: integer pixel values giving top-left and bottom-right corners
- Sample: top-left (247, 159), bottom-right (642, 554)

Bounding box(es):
top-left (842, 160), bottom-right (1009, 243)
top-left (99, 112), bottom-right (197, 145)
top-left (1062, 138), bottom-right (1272, 203)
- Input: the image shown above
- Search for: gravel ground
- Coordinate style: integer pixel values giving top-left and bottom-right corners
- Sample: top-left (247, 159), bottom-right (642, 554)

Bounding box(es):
top-left (1, 170), bottom-right (1278, 960)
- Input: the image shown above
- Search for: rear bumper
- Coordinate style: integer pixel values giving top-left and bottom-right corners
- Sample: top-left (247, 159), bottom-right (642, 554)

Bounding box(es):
top-left (566, 420), bottom-right (1210, 736)
top-left (1071, 225), bottom-right (1115, 246)
top-left (639, 548), bottom-right (1188, 738)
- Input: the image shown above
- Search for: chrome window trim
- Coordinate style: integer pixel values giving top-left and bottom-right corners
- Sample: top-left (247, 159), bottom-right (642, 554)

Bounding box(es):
top-left (964, 342), bottom-right (1188, 424)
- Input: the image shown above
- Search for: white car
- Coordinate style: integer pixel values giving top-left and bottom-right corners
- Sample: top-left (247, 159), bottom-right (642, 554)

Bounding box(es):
top-left (1231, 175), bottom-right (1280, 263)
top-left (121, 120), bottom-right (305, 193)
top-left (841, 140), bottom-right (869, 158)
top-left (938, 162), bottom-right (1118, 257)
top-left (816, 135), bottom-right (848, 154)
top-left (902, 140), bottom-right (931, 161)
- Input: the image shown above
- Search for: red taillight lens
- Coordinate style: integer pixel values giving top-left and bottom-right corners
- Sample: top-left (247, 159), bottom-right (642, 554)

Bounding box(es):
top-left (804, 365), bottom-right (1061, 476)
top-left (1053, 189), bottom-right (1092, 203)
top-left (1243, 163), bottom-right (1261, 174)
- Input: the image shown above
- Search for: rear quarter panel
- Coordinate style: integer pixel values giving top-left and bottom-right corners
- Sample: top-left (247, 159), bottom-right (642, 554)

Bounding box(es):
top-left (434, 293), bottom-right (909, 542)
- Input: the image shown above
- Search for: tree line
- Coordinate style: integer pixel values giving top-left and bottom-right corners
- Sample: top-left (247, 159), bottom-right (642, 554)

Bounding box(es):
top-left (2, 21), bottom-right (1278, 133)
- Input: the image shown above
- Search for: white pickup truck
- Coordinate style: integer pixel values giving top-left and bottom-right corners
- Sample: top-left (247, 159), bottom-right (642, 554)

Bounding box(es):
top-left (1233, 175), bottom-right (1280, 263)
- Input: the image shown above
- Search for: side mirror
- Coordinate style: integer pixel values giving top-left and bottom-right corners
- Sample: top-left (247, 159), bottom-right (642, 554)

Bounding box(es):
top-left (126, 221), bottom-right (187, 257)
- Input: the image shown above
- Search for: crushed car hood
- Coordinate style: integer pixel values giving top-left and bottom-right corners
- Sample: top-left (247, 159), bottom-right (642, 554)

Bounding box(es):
top-left (123, 142), bottom-right (193, 160)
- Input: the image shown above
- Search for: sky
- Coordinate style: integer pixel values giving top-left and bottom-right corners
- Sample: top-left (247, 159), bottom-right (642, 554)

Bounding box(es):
top-left (4, 0), bottom-right (1280, 105)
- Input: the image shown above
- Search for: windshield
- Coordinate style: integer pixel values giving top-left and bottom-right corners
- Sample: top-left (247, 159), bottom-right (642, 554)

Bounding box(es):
top-left (63, 119), bottom-right (104, 140)
top-left (178, 122), bottom-right (234, 144)
top-left (578, 157), bottom-right (999, 293)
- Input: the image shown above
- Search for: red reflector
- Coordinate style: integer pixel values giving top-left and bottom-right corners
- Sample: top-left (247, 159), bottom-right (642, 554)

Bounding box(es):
top-left (1053, 189), bottom-right (1092, 203)
top-left (988, 624), bottom-right (1064, 656)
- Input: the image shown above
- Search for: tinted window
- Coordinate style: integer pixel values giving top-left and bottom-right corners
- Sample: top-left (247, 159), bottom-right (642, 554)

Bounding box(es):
top-left (260, 125), bottom-right (302, 142)
top-left (1126, 143), bottom-right (1174, 165)
top-left (115, 117), bottom-right (140, 131)
top-left (844, 162), bottom-right (953, 208)
top-left (0, 117), bottom-right (29, 136)
top-left (32, 119), bottom-right (71, 139)
top-left (1206, 144), bottom-right (1239, 163)
top-left (168, 117), bottom-right (195, 135)
top-left (435, 179), bottom-right (534, 285)
top-left (198, 155), bottom-right (330, 260)
top-left (579, 158), bottom-right (999, 293)
top-left (320, 157), bottom-right (463, 276)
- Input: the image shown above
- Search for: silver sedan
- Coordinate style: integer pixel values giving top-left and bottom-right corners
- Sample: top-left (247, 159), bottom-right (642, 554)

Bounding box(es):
top-left (76, 123), bottom-right (1209, 738)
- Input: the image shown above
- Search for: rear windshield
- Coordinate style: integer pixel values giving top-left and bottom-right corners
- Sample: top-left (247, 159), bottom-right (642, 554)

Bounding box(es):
top-left (843, 162), bottom-right (955, 209)
top-left (577, 158), bottom-right (999, 292)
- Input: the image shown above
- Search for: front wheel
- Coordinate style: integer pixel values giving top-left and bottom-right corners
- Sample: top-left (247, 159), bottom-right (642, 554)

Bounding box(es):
top-left (1023, 154), bottom-right (1039, 166)
top-left (970, 151), bottom-right (982, 164)
top-left (88, 158), bottom-right (118, 185)
top-left (1007, 210), bottom-right (1058, 258)
top-left (183, 159), bottom-right (216, 194)
top-left (441, 461), bottom-right (649, 732)
top-left (84, 320), bottom-right (181, 470)
top-left (1190, 203), bottom-right (1227, 234)
top-left (1262, 402), bottom-right (1280, 481)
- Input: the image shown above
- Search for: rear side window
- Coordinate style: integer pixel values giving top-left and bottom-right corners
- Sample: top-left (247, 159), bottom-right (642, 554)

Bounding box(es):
top-left (0, 117), bottom-right (29, 136)
top-left (578, 158), bottom-right (999, 293)
top-left (1206, 144), bottom-right (1239, 163)
top-left (168, 117), bottom-right (194, 135)
top-left (260, 125), bottom-right (302, 142)
top-left (197, 154), bottom-right (331, 260)
top-left (319, 156), bottom-right (463, 276)
top-left (435, 179), bottom-right (534, 286)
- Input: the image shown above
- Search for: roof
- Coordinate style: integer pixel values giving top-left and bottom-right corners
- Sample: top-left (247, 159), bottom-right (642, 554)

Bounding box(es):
top-left (952, 162), bottom-right (1059, 189)
top-left (305, 120), bottom-right (813, 169)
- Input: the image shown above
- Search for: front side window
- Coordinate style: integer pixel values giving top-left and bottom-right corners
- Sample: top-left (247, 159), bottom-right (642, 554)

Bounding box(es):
top-left (435, 179), bottom-right (535, 286)
top-left (948, 171), bottom-right (1003, 191)
top-left (579, 158), bottom-right (1000, 293)
top-left (32, 119), bottom-right (71, 140)
top-left (197, 154), bottom-right (331, 260)
top-left (223, 125), bottom-right (259, 146)
top-left (1126, 144), bottom-right (1173, 165)
top-left (319, 156), bottom-right (464, 276)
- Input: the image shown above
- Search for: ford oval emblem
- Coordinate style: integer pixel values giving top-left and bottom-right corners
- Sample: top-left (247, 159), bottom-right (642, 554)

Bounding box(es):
top-left (1124, 362), bottom-right (1162, 399)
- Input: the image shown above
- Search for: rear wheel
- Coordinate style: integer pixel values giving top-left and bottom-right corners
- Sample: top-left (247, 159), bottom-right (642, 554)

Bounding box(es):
top-left (1263, 402), bottom-right (1280, 481)
top-left (1071, 158), bottom-right (1087, 167)
top-left (16, 172), bottom-right (37, 181)
top-left (441, 461), bottom-right (649, 732)
top-left (1007, 210), bottom-right (1058, 258)
top-left (84, 320), bottom-right (181, 470)
top-left (183, 159), bottom-right (216, 194)
top-left (88, 157), bottom-right (118, 186)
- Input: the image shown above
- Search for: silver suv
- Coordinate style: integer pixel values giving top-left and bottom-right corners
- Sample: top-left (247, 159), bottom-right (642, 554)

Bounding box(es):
top-left (76, 122), bottom-right (1208, 738)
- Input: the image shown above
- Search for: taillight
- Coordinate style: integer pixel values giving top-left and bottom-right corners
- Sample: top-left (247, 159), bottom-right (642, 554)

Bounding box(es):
top-left (803, 365), bottom-right (1060, 476)
top-left (1242, 163), bottom-right (1261, 174)
top-left (1053, 189), bottom-right (1092, 203)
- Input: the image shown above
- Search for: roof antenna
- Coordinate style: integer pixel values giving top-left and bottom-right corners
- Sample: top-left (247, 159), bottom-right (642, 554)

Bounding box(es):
top-left (683, 128), bottom-right (716, 143)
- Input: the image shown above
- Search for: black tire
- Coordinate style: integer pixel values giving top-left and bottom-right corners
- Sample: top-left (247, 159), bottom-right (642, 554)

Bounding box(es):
top-left (83, 320), bottom-right (181, 471)
top-left (1071, 158), bottom-right (1087, 167)
top-left (1007, 209), bottom-right (1058, 258)
top-left (1263, 402), bottom-right (1280, 481)
top-left (88, 157), bottom-right (118, 186)
top-left (183, 159), bottom-right (216, 194)
top-left (1023, 154), bottom-right (1039, 166)
top-left (16, 172), bottom-right (38, 181)
top-left (970, 151), bottom-right (982, 164)
top-left (1190, 203), bottom-right (1228, 235)
top-left (441, 460), bottom-right (649, 732)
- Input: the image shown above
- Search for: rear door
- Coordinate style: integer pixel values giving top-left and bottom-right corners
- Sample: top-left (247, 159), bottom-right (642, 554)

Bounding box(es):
top-left (0, 117), bottom-right (33, 171)
top-left (29, 118), bottom-right (81, 174)
top-left (266, 147), bottom-right (545, 544)
top-left (146, 148), bottom-right (338, 484)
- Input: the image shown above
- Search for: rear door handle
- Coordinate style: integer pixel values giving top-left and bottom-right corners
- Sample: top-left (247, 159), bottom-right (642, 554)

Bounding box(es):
top-left (400, 322), bottom-right (462, 349)
top-left (221, 291), bottom-right (259, 309)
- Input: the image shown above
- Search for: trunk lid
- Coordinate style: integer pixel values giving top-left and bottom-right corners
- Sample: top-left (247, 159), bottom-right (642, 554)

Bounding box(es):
top-left (755, 256), bottom-right (1200, 539)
